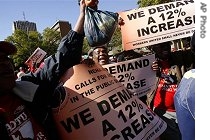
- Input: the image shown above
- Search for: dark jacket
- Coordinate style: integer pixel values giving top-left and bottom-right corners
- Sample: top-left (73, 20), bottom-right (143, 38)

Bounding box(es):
top-left (16, 30), bottom-right (84, 139)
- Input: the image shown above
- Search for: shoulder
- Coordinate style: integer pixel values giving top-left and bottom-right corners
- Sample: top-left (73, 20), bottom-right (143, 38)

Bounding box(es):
top-left (176, 69), bottom-right (195, 117)
top-left (177, 69), bottom-right (195, 93)
top-left (183, 69), bottom-right (195, 79)
top-left (17, 71), bottom-right (25, 78)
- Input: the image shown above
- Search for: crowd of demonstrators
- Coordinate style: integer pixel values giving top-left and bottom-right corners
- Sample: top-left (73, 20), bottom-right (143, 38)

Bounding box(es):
top-left (0, 0), bottom-right (195, 139)
top-left (0, 0), bottom-right (86, 139)
top-left (86, 27), bottom-right (194, 140)
top-left (146, 35), bottom-right (195, 140)
top-left (87, 47), bottom-right (146, 65)
top-left (85, 35), bottom-right (195, 140)
top-left (174, 32), bottom-right (195, 140)
top-left (14, 60), bottom-right (44, 79)
top-left (117, 5), bottom-right (195, 140)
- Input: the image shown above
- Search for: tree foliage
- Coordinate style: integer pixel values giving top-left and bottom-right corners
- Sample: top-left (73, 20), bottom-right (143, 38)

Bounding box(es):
top-left (108, 27), bottom-right (123, 55)
top-left (137, 0), bottom-right (172, 7)
top-left (5, 28), bottom-right (61, 69)
top-left (82, 37), bottom-right (91, 55)
top-left (41, 28), bottom-right (61, 57)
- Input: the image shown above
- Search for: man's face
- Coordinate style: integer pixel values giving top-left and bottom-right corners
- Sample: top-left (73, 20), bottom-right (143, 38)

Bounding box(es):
top-left (92, 47), bottom-right (109, 65)
top-left (152, 44), bottom-right (171, 60)
top-left (0, 53), bottom-right (16, 93)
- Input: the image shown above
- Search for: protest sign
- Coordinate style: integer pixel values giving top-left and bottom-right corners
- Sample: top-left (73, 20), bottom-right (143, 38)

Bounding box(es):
top-left (119, 0), bottom-right (195, 50)
top-left (25, 47), bottom-right (47, 69)
top-left (52, 63), bottom-right (167, 140)
top-left (103, 54), bottom-right (157, 98)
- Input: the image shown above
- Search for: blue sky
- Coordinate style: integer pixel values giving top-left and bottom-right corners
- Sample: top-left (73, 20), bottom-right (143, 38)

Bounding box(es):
top-left (0, 0), bottom-right (138, 41)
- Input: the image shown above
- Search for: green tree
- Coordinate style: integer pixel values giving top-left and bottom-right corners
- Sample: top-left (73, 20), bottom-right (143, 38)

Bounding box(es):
top-left (6, 30), bottom-right (41, 68)
top-left (5, 28), bottom-right (61, 69)
top-left (82, 37), bottom-right (91, 55)
top-left (109, 27), bottom-right (123, 55)
top-left (41, 28), bottom-right (62, 57)
top-left (137, 0), bottom-right (172, 7)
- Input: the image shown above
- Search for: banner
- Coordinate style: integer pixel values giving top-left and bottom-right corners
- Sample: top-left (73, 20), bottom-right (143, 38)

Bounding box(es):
top-left (25, 47), bottom-right (47, 68)
top-left (52, 63), bottom-right (167, 140)
top-left (119, 0), bottom-right (195, 50)
top-left (102, 54), bottom-right (157, 98)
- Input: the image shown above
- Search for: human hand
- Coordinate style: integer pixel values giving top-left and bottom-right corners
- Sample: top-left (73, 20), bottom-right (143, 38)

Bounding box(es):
top-left (118, 17), bottom-right (125, 26)
top-left (79, 0), bottom-right (86, 15)
top-left (151, 60), bottom-right (160, 71)
top-left (85, 0), bottom-right (98, 10)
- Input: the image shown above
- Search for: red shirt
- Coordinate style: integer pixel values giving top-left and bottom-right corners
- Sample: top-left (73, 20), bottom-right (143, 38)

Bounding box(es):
top-left (0, 93), bottom-right (48, 140)
top-left (153, 60), bottom-right (177, 112)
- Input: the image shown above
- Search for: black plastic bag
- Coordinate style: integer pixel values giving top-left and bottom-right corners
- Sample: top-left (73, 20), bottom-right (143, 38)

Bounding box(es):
top-left (84, 7), bottom-right (119, 47)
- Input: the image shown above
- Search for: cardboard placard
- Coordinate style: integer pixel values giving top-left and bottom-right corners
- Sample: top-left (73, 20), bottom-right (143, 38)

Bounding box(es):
top-left (52, 63), bottom-right (167, 140)
top-left (119, 0), bottom-right (195, 50)
top-left (102, 54), bottom-right (157, 97)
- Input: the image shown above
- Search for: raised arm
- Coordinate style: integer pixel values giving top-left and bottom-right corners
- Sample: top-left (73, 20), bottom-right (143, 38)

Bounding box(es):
top-left (74, 0), bottom-right (86, 34)
top-left (22, 0), bottom-right (87, 83)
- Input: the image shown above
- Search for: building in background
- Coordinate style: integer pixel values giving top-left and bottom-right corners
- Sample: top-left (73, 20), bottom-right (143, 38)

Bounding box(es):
top-left (51, 20), bottom-right (71, 38)
top-left (13, 20), bottom-right (37, 33)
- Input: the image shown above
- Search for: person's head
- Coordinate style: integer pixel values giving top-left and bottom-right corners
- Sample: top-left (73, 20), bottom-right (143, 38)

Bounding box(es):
top-left (19, 66), bottom-right (25, 72)
top-left (90, 45), bottom-right (109, 65)
top-left (0, 41), bottom-right (17, 93)
top-left (117, 50), bottom-right (142, 62)
top-left (150, 41), bottom-right (172, 60)
top-left (181, 37), bottom-right (191, 50)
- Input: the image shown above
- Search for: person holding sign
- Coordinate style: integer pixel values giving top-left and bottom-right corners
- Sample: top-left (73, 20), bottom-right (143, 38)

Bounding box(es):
top-left (150, 41), bottom-right (182, 140)
top-left (0, 0), bottom-right (87, 139)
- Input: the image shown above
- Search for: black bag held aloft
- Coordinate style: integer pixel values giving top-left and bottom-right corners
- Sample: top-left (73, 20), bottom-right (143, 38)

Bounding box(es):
top-left (84, 7), bottom-right (119, 47)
